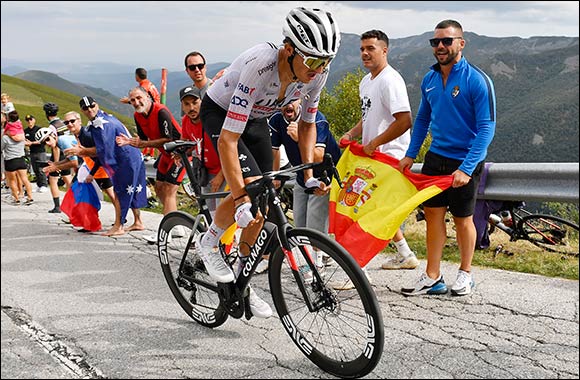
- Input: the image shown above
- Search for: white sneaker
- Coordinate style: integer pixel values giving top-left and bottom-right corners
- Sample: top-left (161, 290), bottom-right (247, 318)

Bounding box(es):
top-left (171, 225), bottom-right (187, 238)
top-left (194, 234), bottom-right (235, 283)
top-left (381, 252), bottom-right (420, 270)
top-left (254, 259), bottom-right (269, 274)
top-left (143, 233), bottom-right (157, 244)
top-left (248, 286), bottom-right (272, 318)
top-left (451, 270), bottom-right (475, 296)
top-left (37, 186), bottom-right (49, 193)
top-left (331, 267), bottom-right (372, 290)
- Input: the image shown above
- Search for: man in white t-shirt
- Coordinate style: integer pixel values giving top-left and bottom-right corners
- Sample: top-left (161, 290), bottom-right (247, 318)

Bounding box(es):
top-left (340, 29), bottom-right (419, 271)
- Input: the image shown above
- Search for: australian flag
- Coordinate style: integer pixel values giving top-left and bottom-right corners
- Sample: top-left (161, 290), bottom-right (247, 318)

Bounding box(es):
top-left (88, 110), bottom-right (147, 223)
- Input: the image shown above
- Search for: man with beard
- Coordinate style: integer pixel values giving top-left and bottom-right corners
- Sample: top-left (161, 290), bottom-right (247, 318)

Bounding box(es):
top-left (399, 20), bottom-right (496, 296)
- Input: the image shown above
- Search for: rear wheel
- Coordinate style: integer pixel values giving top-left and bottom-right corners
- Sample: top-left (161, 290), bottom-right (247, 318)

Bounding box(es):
top-left (519, 214), bottom-right (579, 256)
top-left (268, 228), bottom-right (384, 378)
top-left (158, 211), bottom-right (228, 328)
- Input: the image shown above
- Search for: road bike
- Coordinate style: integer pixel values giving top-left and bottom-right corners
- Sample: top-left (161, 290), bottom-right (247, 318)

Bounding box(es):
top-left (157, 140), bottom-right (384, 378)
top-left (487, 201), bottom-right (579, 257)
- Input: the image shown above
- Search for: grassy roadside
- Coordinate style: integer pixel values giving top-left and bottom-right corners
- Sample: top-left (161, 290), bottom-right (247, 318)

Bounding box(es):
top-left (147, 186), bottom-right (578, 281)
top-left (397, 213), bottom-right (579, 281)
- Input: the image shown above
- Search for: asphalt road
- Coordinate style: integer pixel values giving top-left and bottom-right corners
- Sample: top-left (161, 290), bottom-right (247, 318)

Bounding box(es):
top-left (1, 188), bottom-right (578, 379)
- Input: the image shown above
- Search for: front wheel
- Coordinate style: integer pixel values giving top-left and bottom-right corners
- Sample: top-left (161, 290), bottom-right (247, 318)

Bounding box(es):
top-left (518, 214), bottom-right (579, 256)
top-left (158, 211), bottom-right (228, 328)
top-left (268, 228), bottom-right (384, 378)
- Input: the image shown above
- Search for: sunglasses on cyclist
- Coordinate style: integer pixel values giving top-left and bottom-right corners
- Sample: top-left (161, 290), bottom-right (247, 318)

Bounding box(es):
top-left (294, 49), bottom-right (332, 71)
top-left (429, 37), bottom-right (463, 48)
top-left (81, 104), bottom-right (96, 111)
top-left (63, 119), bottom-right (77, 126)
top-left (187, 63), bottom-right (205, 71)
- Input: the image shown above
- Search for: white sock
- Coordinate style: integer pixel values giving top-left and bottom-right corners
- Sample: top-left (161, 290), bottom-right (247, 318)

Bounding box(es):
top-left (201, 223), bottom-right (225, 248)
top-left (394, 238), bottom-right (414, 258)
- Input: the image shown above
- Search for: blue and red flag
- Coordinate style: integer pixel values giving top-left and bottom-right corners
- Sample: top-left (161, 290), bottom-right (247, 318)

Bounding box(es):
top-left (61, 181), bottom-right (102, 232)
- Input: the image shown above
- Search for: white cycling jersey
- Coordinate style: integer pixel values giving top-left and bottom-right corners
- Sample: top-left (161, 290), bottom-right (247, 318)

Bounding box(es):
top-left (206, 42), bottom-right (328, 134)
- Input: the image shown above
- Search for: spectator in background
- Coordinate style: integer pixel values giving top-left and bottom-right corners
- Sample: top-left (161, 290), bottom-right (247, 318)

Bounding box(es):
top-left (2, 110), bottom-right (34, 205)
top-left (120, 67), bottom-right (160, 104)
top-left (4, 110), bottom-right (26, 198)
top-left (340, 29), bottom-right (419, 272)
top-left (400, 19), bottom-right (496, 297)
top-left (43, 102), bottom-right (68, 136)
top-left (23, 114), bottom-right (49, 192)
top-left (117, 87), bottom-right (183, 242)
top-left (38, 126), bottom-right (78, 213)
top-left (62, 111), bottom-right (116, 203)
top-left (184, 51), bottom-right (212, 99)
top-left (78, 96), bottom-right (147, 236)
top-left (1, 93), bottom-right (16, 115)
top-left (255, 99), bottom-right (342, 275)
top-left (179, 85), bottom-right (224, 218)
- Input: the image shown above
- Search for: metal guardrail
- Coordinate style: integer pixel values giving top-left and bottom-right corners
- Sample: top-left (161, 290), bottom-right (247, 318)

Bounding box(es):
top-left (146, 161), bottom-right (579, 204)
top-left (411, 162), bottom-right (579, 204)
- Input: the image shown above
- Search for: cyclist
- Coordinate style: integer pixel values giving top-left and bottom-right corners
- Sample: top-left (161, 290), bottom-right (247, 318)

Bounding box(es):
top-left (196, 7), bottom-right (340, 318)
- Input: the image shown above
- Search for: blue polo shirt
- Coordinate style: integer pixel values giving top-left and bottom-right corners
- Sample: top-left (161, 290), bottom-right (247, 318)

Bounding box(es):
top-left (407, 57), bottom-right (496, 175)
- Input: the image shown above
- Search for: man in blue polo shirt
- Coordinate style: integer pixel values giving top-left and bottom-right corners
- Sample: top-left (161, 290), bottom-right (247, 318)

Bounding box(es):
top-left (254, 99), bottom-right (341, 274)
top-left (400, 19), bottom-right (496, 297)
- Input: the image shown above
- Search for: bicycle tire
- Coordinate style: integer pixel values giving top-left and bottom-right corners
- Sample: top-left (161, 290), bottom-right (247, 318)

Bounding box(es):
top-left (268, 228), bottom-right (384, 378)
top-left (158, 211), bottom-right (228, 328)
top-left (518, 214), bottom-right (579, 257)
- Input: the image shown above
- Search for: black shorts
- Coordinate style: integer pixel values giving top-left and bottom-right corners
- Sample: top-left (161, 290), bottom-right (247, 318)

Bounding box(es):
top-left (200, 95), bottom-right (273, 178)
top-left (4, 157), bottom-right (27, 172)
top-left (49, 168), bottom-right (72, 177)
top-left (95, 177), bottom-right (113, 190)
top-left (421, 151), bottom-right (484, 217)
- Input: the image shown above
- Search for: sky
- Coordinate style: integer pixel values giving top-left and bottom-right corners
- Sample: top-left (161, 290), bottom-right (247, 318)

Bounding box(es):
top-left (1, 1), bottom-right (578, 71)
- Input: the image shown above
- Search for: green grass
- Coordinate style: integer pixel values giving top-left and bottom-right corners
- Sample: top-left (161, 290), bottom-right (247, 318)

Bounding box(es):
top-left (1, 74), bottom-right (134, 131)
top-left (398, 215), bottom-right (579, 280)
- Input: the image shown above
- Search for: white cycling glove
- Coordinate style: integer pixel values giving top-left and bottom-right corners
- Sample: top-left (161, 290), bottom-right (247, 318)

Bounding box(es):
top-left (235, 202), bottom-right (254, 228)
top-left (305, 177), bottom-right (322, 191)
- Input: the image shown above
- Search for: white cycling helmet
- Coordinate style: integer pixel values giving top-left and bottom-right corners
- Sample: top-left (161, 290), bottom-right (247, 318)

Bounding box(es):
top-left (283, 7), bottom-right (341, 58)
top-left (35, 127), bottom-right (56, 143)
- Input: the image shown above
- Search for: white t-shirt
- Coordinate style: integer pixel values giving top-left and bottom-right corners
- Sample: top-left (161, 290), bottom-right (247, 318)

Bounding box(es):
top-left (359, 65), bottom-right (411, 159)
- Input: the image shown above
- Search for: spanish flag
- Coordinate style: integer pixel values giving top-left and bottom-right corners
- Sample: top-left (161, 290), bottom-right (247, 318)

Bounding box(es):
top-left (329, 141), bottom-right (453, 267)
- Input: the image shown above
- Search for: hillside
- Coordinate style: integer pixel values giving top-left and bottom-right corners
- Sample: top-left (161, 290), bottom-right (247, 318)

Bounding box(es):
top-left (3, 31), bottom-right (578, 164)
top-left (0, 74), bottom-right (135, 132)
top-left (328, 32), bottom-right (579, 163)
top-left (14, 70), bottom-right (133, 118)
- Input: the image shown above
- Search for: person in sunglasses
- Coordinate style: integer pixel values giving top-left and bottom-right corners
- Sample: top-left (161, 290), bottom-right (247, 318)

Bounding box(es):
top-left (193, 7), bottom-right (340, 319)
top-left (39, 124), bottom-right (78, 213)
top-left (400, 20), bottom-right (496, 297)
top-left (184, 51), bottom-right (212, 100)
top-left (340, 29), bottom-right (419, 275)
top-left (78, 96), bottom-right (147, 236)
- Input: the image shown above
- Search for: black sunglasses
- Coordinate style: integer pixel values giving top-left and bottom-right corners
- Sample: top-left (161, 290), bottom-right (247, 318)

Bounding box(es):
top-left (429, 37), bottom-right (463, 47)
top-left (63, 119), bottom-right (77, 126)
top-left (187, 63), bottom-right (205, 71)
top-left (81, 104), bottom-right (96, 111)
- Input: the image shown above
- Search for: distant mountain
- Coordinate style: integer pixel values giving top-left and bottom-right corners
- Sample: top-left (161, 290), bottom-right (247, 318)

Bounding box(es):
top-left (14, 70), bottom-right (133, 118)
top-left (328, 32), bottom-right (579, 163)
top-left (3, 32), bottom-right (578, 163)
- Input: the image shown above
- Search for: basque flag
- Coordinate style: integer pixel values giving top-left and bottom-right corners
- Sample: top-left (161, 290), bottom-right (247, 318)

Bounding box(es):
top-left (61, 180), bottom-right (102, 232)
top-left (329, 141), bottom-right (453, 267)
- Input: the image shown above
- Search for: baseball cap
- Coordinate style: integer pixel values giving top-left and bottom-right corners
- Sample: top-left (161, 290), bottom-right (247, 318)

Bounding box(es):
top-left (179, 86), bottom-right (201, 101)
top-left (25, 114), bottom-right (35, 121)
top-left (79, 96), bottom-right (96, 109)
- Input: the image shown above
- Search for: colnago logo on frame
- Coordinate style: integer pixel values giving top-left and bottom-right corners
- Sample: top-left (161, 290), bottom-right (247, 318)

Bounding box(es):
top-left (243, 229), bottom-right (268, 277)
